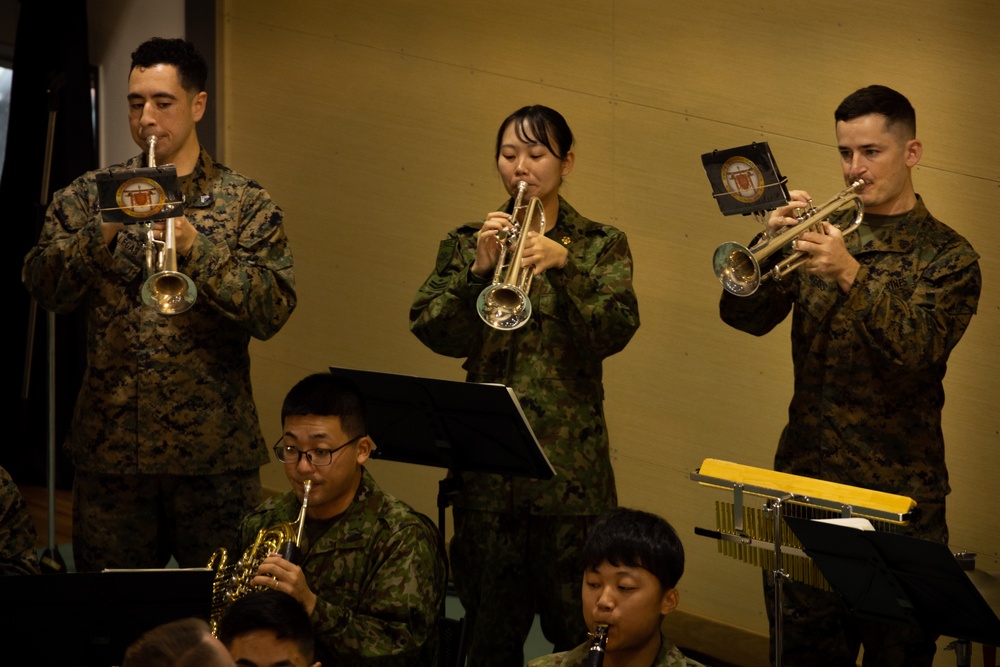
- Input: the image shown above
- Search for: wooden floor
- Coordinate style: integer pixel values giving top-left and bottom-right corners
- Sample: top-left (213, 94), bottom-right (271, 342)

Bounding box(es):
top-left (21, 484), bottom-right (73, 548)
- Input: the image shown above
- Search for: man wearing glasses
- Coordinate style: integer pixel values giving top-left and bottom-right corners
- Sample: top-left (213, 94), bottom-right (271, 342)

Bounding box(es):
top-left (231, 372), bottom-right (447, 666)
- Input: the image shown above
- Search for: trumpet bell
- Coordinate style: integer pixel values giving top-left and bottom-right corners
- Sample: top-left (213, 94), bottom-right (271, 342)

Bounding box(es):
top-left (476, 283), bottom-right (532, 330)
top-left (141, 270), bottom-right (197, 315)
top-left (713, 241), bottom-right (762, 297)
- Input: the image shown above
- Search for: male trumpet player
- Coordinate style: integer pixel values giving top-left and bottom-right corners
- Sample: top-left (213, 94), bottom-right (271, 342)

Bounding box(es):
top-left (21, 37), bottom-right (295, 571)
top-left (719, 85), bottom-right (981, 666)
top-left (231, 372), bottom-right (446, 667)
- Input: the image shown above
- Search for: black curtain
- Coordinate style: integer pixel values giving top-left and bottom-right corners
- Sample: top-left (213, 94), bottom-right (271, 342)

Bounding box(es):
top-left (3, 0), bottom-right (95, 486)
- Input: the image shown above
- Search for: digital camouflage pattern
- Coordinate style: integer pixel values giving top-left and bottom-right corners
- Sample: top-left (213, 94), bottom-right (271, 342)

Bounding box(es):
top-left (721, 196), bottom-right (980, 666)
top-left (234, 468), bottom-right (447, 667)
top-left (0, 466), bottom-right (40, 576)
top-left (720, 196), bottom-right (980, 503)
top-left (409, 197), bottom-right (639, 516)
top-left (22, 148), bottom-right (296, 475)
top-left (527, 631), bottom-right (706, 667)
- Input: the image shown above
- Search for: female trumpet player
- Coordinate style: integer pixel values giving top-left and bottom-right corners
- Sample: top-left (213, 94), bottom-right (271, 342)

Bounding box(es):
top-left (410, 105), bottom-right (640, 666)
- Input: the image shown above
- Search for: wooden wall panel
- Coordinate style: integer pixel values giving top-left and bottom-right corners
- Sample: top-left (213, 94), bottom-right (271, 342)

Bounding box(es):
top-left (223, 0), bottom-right (999, 660)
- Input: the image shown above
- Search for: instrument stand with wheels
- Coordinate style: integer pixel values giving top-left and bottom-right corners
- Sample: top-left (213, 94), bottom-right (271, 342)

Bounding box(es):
top-left (327, 365), bottom-right (555, 667)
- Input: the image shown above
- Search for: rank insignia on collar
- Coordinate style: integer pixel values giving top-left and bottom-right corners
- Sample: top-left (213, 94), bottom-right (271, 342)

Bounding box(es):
top-left (561, 236), bottom-right (571, 246)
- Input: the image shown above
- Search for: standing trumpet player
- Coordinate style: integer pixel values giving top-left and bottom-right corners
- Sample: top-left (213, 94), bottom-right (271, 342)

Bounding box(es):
top-left (719, 86), bottom-right (981, 666)
top-left (231, 373), bottom-right (446, 667)
top-left (410, 105), bottom-right (640, 666)
top-left (21, 37), bottom-right (295, 572)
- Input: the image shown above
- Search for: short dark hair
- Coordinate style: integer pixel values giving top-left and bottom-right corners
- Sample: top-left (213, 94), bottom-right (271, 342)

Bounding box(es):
top-left (281, 373), bottom-right (367, 437)
top-left (834, 85), bottom-right (916, 139)
top-left (122, 618), bottom-right (228, 667)
top-left (217, 590), bottom-right (315, 662)
top-left (582, 507), bottom-right (685, 590)
top-left (130, 37), bottom-right (208, 93)
top-left (494, 105), bottom-right (575, 163)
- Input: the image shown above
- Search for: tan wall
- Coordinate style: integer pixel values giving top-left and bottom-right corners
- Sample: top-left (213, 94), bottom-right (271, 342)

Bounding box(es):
top-left (220, 0), bottom-right (1000, 659)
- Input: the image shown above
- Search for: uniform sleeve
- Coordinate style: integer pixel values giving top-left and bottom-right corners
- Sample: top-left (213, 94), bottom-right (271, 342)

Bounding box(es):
top-left (546, 228), bottom-right (640, 359)
top-left (22, 176), bottom-right (143, 313)
top-left (182, 186), bottom-right (295, 341)
top-left (842, 243), bottom-right (981, 370)
top-left (310, 520), bottom-right (446, 665)
top-left (409, 228), bottom-right (487, 358)
top-left (0, 469), bottom-right (41, 576)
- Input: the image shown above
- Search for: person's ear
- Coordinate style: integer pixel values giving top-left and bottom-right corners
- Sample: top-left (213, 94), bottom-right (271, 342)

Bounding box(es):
top-left (660, 587), bottom-right (679, 616)
top-left (355, 436), bottom-right (374, 465)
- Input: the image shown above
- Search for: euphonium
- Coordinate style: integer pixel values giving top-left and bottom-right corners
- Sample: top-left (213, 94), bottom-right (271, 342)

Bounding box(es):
top-left (208, 480), bottom-right (312, 634)
top-left (475, 180), bottom-right (546, 330)
top-left (141, 135), bottom-right (197, 315)
top-left (587, 624), bottom-right (609, 667)
top-left (713, 179), bottom-right (865, 296)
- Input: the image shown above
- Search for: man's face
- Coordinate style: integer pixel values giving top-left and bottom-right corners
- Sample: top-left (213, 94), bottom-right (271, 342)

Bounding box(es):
top-left (227, 629), bottom-right (319, 667)
top-left (581, 561), bottom-right (677, 658)
top-left (127, 63), bottom-right (205, 165)
top-left (836, 113), bottom-right (921, 216)
top-left (280, 414), bottom-right (370, 520)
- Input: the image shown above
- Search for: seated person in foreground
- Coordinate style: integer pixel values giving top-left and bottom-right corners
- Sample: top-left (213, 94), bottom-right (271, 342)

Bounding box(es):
top-left (232, 372), bottom-right (447, 666)
top-left (218, 589), bottom-right (320, 667)
top-left (528, 507), bottom-right (704, 667)
top-left (123, 617), bottom-right (234, 667)
top-left (0, 465), bottom-right (41, 576)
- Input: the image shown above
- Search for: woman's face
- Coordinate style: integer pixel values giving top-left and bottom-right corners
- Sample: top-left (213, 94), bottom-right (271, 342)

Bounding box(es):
top-left (496, 121), bottom-right (573, 204)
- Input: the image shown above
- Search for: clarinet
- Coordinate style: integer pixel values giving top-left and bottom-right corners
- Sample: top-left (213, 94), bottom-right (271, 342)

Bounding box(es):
top-left (587, 624), bottom-right (609, 667)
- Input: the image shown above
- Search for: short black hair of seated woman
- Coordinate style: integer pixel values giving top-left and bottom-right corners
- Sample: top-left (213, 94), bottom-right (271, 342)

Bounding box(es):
top-left (582, 506), bottom-right (685, 591)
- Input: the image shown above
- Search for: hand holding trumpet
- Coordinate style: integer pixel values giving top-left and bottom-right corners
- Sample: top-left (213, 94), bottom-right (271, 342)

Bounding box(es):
top-left (473, 211), bottom-right (566, 278)
top-left (769, 189), bottom-right (860, 292)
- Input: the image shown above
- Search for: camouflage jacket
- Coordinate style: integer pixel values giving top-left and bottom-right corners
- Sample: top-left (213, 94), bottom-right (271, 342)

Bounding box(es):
top-left (720, 196), bottom-right (981, 501)
top-left (22, 149), bottom-right (295, 475)
top-left (0, 466), bottom-right (40, 576)
top-left (234, 468), bottom-right (447, 666)
top-left (410, 197), bottom-right (639, 515)
top-left (527, 630), bottom-right (706, 666)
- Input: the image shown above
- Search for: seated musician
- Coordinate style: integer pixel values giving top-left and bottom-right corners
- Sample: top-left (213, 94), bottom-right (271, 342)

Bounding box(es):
top-left (123, 617), bottom-right (235, 667)
top-left (231, 372), bottom-right (447, 666)
top-left (528, 507), bottom-right (705, 667)
top-left (0, 465), bottom-right (41, 576)
top-left (218, 590), bottom-right (320, 667)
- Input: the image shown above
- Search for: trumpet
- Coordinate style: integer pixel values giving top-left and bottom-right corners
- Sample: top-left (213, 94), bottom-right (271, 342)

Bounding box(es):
top-left (141, 135), bottom-right (197, 315)
top-left (475, 180), bottom-right (546, 330)
top-left (713, 180), bottom-right (865, 296)
top-left (587, 624), bottom-right (609, 667)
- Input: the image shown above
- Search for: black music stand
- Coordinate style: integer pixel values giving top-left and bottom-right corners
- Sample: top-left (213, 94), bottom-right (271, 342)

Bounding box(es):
top-left (0, 568), bottom-right (213, 666)
top-left (785, 517), bottom-right (1000, 647)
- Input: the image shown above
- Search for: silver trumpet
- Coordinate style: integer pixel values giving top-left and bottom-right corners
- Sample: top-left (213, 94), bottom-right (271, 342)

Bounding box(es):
top-left (713, 179), bottom-right (865, 296)
top-left (141, 135), bottom-right (197, 315)
top-left (475, 180), bottom-right (546, 330)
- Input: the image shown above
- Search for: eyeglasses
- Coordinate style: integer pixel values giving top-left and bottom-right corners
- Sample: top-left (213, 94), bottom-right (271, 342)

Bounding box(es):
top-left (272, 434), bottom-right (364, 466)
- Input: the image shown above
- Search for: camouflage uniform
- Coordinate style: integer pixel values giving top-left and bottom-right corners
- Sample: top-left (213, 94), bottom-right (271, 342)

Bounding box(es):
top-left (410, 197), bottom-right (640, 665)
top-left (527, 630), bottom-right (706, 667)
top-left (234, 468), bottom-right (447, 667)
top-left (0, 466), bottom-right (41, 576)
top-left (720, 196), bottom-right (981, 666)
top-left (22, 148), bottom-right (295, 570)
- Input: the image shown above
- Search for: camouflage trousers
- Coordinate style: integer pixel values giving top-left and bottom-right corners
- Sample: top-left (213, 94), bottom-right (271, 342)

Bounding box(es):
top-left (763, 500), bottom-right (947, 666)
top-left (450, 509), bottom-right (593, 667)
top-left (72, 469), bottom-right (262, 572)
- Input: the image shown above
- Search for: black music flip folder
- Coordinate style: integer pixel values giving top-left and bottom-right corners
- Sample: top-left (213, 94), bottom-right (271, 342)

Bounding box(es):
top-left (96, 165), bottom-right (183, 224)
top-left (701, 142), bottom-right (790, 216)
top-left (786, 516), bottom-right (1000, 646)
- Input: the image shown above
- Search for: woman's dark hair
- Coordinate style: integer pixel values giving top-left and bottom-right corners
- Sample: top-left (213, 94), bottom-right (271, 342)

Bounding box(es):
top-left (582, 507), bottom-right (685, 590)
top-left (494, 105), bottom-right (574, 162)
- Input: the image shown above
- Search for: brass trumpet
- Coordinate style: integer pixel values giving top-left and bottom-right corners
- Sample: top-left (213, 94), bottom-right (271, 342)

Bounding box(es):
top-left (713, 180), bottom-right (865, 296)
top-left (475, 180), bottom-right (546, 330)
top-left (141, 135), bottom-right (197, 315)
